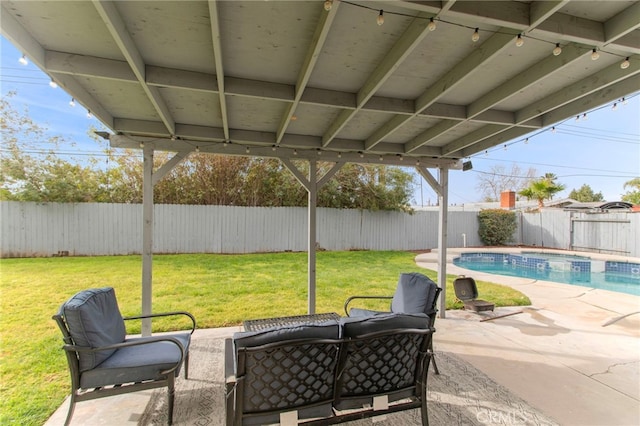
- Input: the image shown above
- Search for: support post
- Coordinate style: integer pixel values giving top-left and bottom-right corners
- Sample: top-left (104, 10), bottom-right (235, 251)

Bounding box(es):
top-left (436, 167), bottom-right (449, 319)
top-left (308, 160), bottom-right (317, 314)
top-left (141, 146), bottom-right (154, 336)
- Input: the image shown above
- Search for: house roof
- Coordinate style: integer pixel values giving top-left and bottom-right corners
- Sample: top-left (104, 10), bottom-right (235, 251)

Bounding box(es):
top-left (2, 0), bottom-right (638, 168)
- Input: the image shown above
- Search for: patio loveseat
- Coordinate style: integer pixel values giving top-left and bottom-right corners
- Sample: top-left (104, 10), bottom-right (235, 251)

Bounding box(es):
top-left (224, 313), bottom-right (435, 425)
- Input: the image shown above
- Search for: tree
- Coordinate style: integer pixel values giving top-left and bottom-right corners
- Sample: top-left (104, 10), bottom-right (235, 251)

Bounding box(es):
top-left (474, 163), bottom-right (537, 202)
top-left (1, 92), bottom-right (415, 210)
top-left (0, 92), bottom-right (107, 202)
top-left (568, 184), bottom-right (604, 202)
top-left (518, 173), bottom-right (566, 208)
top-left (621, 178), bottom-right (640, 205)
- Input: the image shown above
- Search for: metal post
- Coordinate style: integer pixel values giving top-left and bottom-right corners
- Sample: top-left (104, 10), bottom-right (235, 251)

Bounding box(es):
top-left (141, 146), bottom-right (153, 336)
top-left (437, 167), bottom-right (449, 319)
top-left (308, 160), bottom-right (317, 314)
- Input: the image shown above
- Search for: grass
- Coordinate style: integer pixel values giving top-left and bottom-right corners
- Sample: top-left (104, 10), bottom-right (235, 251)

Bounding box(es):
top-left (0, 251), bottom-right (531, 425)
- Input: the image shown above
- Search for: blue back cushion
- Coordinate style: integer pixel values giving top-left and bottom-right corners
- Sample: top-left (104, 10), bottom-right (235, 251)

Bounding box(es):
top-left (62, 287), bottom-right (126, 371)
top-left (391, 272), bottom-right (437, 314)
top-left (340, 312), bottom-right (429, 338)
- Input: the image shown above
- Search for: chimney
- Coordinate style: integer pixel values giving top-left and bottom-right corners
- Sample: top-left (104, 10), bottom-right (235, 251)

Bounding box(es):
top-left (501, 191), bottom-right (516, 210)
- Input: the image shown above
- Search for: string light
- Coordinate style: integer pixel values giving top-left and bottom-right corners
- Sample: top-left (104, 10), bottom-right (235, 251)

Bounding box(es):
top-left (337, 152), bottom-right (342, 158)
top-left (49, 79), bottom-right (58, 88)
top-left (515, 34), bottom-right (524, 47)
top-left (86, 110), bottom-right (93, 119)
top-left (223, 141), bottom-right (228, 147)
top-left (622, 97), bottom-right (628, 106)
top-left (377, 10), bottom-right (384, 26)
top-left (551, 126), bottom-right (556, 133)
top-left (575, 115), bottom-right (580, 122)
top-left (427, 18), bottom-right (436, 31)
top-left (272, 145), bottom-right (277, 151)
top-left (379, 155), bottom-right (383, 161)
top-left (553, 43), bottom-right (562, 56)
top-left (471, 28), bottom-right (480, 42)
top-left (139, 142), bottom-right (144, 148)
top-left (591, 48), bottom-right (599, 60)
top-left (293, 149), bottom-right (298, 156)
top-left (484, 150), bottom-right (488, 156)
top-left (69, 98), bottom-right (76, 107)
top-left (323, 0), bottom-right (333, 11)
top-left (503, 144), bottom-right (507, 151)
top-left (621, 57), bottom-right (630, 69)
top-left (582, 113), bottom-right (587, 121)
top-left (612, 103), bottom-right (617, 111)
top-left (317, 149), bottom-right (322, 156)
top-left (524, 138), bottom-right (529, 144)
top-left (245, 146), bottom-right (250, 154)
top-left (195, 146), bottom-right (200, 153)
top-left (359, 151), bottom-right (364, 158)
top-left (19, 55), bottom-right (28, 66)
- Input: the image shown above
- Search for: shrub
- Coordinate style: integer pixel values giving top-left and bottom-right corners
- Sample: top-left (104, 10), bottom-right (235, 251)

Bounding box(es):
top-left (477, 209), bottom-right (517, 246)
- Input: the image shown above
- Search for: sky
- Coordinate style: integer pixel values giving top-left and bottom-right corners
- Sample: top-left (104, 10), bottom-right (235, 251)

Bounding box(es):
top-left (1, 35), bottom-right (639, 206)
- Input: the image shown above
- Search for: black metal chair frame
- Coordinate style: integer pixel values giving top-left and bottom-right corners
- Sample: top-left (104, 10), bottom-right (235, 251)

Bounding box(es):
top-left (225, 327), bottom-right (435, 426)
top-left (52, 310), bottom-right (196, 425)
top-left (343, 286), bottom-right (442, 374)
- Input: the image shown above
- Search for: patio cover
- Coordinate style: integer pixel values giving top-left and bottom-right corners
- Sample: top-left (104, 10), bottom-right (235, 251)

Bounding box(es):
top-left (2, 1), bottom-right (638, 333)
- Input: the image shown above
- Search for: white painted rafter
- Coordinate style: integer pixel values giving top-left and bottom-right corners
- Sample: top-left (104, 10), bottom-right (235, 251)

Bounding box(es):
top-left (91, 0), bottom-right (176, 135)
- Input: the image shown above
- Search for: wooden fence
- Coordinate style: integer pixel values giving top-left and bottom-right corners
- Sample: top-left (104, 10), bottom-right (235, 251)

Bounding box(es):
top-left (1, 202), bottom-right (638, 258)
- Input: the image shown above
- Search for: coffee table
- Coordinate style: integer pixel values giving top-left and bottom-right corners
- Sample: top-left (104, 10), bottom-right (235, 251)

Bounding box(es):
top-left (243, 312), bottom-right (340, 331)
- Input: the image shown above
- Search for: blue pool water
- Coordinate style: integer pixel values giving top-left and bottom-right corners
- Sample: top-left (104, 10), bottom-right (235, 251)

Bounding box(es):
top-left (453, 252), bottom-right (640, 296)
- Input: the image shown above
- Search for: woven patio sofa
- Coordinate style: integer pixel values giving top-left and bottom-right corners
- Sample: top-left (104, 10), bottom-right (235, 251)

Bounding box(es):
top-left (224, 313), bottom-right (435, 426)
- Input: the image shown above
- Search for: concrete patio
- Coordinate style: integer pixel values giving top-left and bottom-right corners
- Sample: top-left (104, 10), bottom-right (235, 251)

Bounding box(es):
top-left (45, 250), bottom-right (640, 425)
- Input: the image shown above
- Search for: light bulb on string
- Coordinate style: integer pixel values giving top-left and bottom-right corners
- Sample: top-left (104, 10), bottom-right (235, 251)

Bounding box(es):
top-left (19, 55), bottom-right (28, 66)
top-left (575, 115), bottom-right (580, 122)
top-left (323, 0), bottom-right (332, 11)
top-left (582, 113), bottom-right (587, 121)
top-left (49, 79), bottom-right (58, 89)
top-left (553, 43), bottom-right (562, 56)
top-left (503, 144), bottom-right (507, 151)
top-left (551, 126), bottom-right (556, 133)
top-left (377, 10), bottom-right (384, 26)
top-left (622, 97), bottom-right (628, 106)
top-left (515, 34), bottom-right (524, 47)
top-left (69, 98), bottom-right (76, 107)
top-left (591, 49), bottom-right (599, 60)
top-left (86, 110), bottom-right (93, 119)
top-left (612, 103), bottom-right (617, 111)
top-left (471, 28), bottom-right (480, 42)
top-left (524, 138), bottom-right (529, 144)
top-left (427, 18), bottom-right (436, 31)
top-left (621, 57), bottom-right (630, 69)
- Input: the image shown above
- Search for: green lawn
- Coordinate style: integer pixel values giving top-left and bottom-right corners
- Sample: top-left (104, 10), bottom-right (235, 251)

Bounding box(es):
top-left (0, 251), bottom-right (531, 425)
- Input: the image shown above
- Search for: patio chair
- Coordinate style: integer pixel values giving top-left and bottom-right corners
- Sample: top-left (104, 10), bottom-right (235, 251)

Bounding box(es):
top-left (52, 287), bottom-right (196, 425)
top-left (344, 272), bottom-right (442, 374)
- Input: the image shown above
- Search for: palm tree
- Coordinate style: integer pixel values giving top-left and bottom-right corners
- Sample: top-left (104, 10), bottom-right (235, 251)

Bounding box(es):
top-left (518, 174), bottom-right (566, 208)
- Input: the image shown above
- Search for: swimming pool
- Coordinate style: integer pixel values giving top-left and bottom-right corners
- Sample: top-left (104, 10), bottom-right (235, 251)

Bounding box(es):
top-left (453, 251), bottom-right (640, 296)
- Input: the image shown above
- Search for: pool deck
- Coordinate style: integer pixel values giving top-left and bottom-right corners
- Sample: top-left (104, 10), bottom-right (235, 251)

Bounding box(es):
top-left (45, 248), bottom-right (640, 425)
top-left (416, 248), bottom-right (640, 426)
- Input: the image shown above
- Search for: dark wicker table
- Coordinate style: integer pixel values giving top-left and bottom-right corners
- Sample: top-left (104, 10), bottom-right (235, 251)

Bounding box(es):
top-left (243, 312), bottom-right (340, 331)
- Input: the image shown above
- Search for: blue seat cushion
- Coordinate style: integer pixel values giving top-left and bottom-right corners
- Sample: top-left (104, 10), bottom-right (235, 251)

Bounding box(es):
top-left (80, 332), bottom-right (190, 389)
top-left (62, 287), bottom-right (126, 371)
